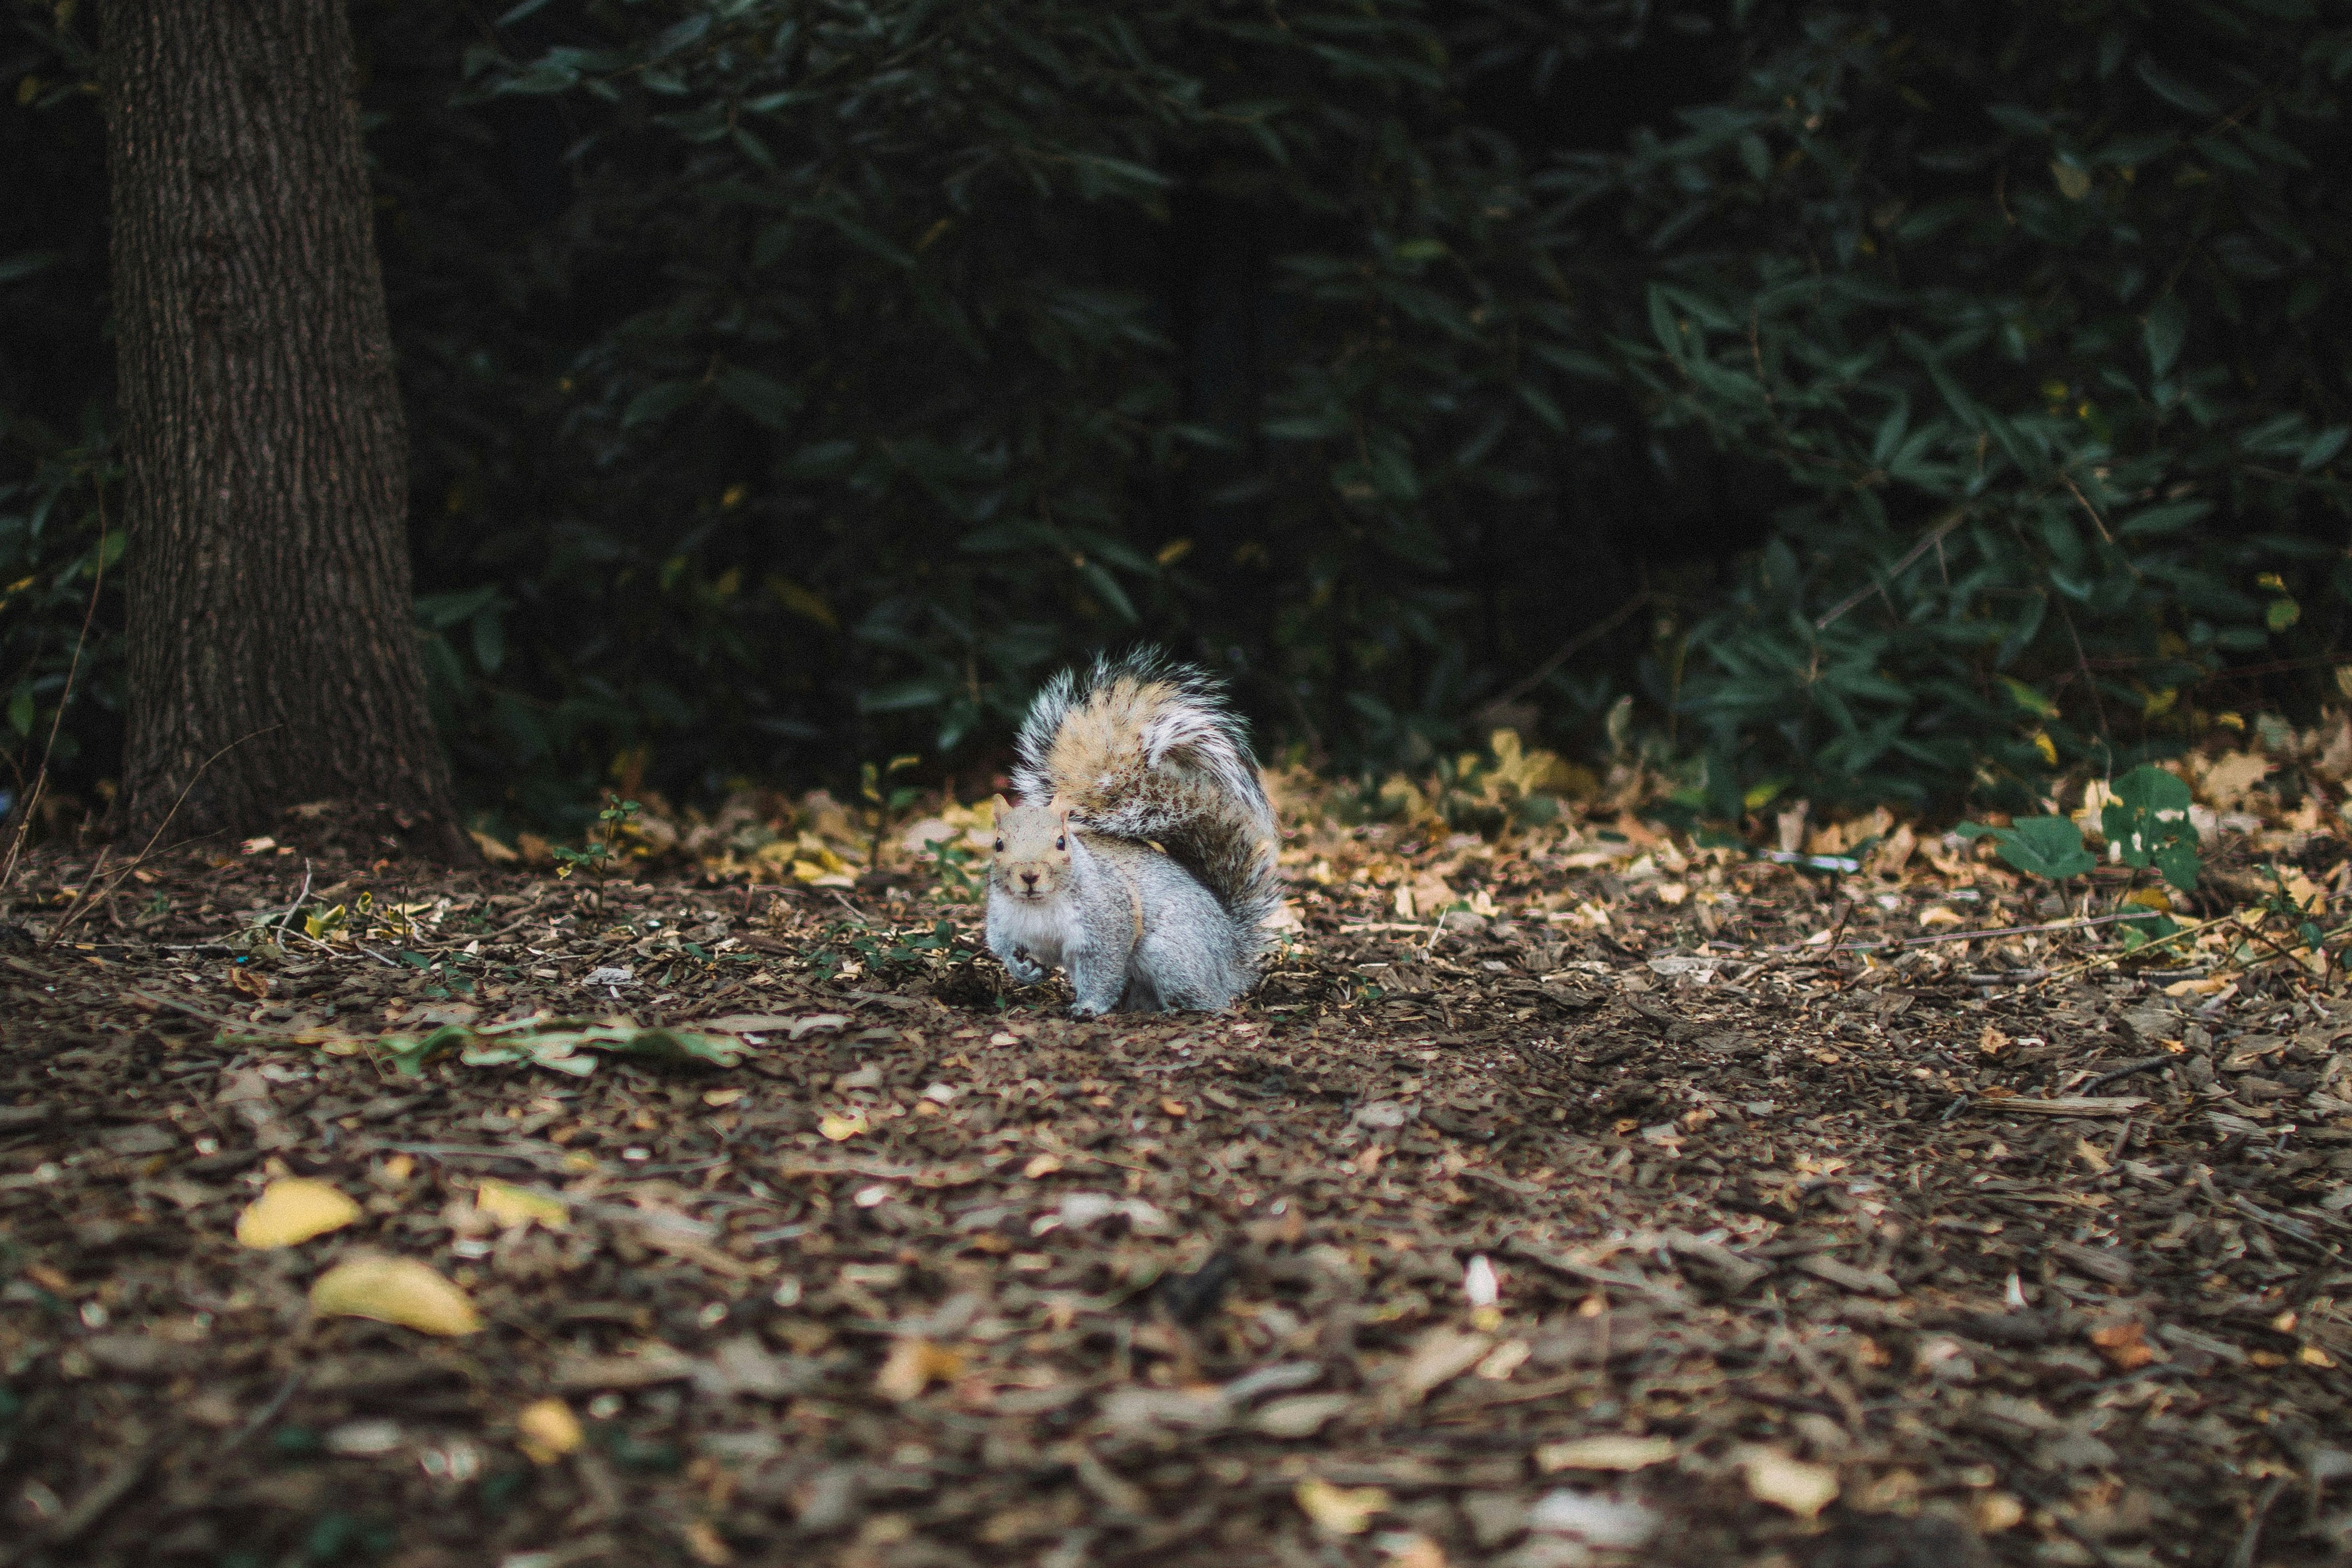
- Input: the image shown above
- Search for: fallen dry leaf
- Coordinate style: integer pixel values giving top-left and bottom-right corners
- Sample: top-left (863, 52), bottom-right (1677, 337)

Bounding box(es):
top-left (818, 1109), bottom-right (868, 1141)
top-left (1395, 1326), bottom-right (1493, 1400)
top-left (682, 1518), bottom-right (733, 1565)
top-left (1742, 1446), bottom-right (1839, 1519)
top-left (2089, 1321), bottom-right (2158, 1371)
top-left (1535, 1434), bottom-right (1677, 1473)
top-left (1252, 1392), bottom-right (1353, 1438)
top-left (1294, 1476), bottom-right (1387, 1536)
top-left (476, 1178), bottom-right (568, 1232)
top-left (1474, 1338), bottom-right (1531, 1381)
top-left (309, 1255), bottom-right (481, 1337)
top-left (234, 1178), bottom-right (361, 1249)
top-left (1382, 1534), bottom-right (1447, 1568)
top-left (1974, 1491), bottom-right (2026, 1533)
top-left (873, 1338), bottom-right (962, 1401)
top-left (514, 1396), bottom-right (583, 1464)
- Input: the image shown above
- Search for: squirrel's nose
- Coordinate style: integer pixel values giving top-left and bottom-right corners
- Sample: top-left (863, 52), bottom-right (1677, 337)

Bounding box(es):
top-left (1020, 871), bottom-right (1038, 888)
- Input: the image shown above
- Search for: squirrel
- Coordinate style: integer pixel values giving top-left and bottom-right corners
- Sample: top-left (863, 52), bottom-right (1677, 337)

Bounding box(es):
top-left (985, 649), bottom-right (1281, 1015)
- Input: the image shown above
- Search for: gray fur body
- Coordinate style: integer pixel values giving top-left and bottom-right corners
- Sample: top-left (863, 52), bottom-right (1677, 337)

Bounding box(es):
top-left (987, 828), bottom-right (1254, 1014)
top-left (987, 648), bottom-right (1281, 1016)
top-left (1009, 649), bottom-right (1283, 953)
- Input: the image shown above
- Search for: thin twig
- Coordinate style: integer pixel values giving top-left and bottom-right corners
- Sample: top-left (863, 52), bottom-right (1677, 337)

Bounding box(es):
top-left (1771, 907), bottom-right (2170, 954)
top-left (33, 845), bottom-right (111, 950)
top-left (45, 724), bottom-right (281, 947)
top-left (2083, 1056), bottom-right (2172, 1094)
top-left (216, 1369), bottom-right (303, 1458)
top-left (1486, 591), bottom-right (1652, 713)
top-left (1, 498), bottom-right (111, 895)
top-left (2037, 908), bottom-right (2256, 986)
top-left (2226, 1476), bottom-right (2290, 1568)
top-left (1813, 510), bottom-right (1964, 631)
top-left (274, 858), bottom-right (314, 935)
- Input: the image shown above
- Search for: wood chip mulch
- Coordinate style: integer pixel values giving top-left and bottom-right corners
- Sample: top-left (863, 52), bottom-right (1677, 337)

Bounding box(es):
top-left (2, 813), bottom-right (2349, 1568)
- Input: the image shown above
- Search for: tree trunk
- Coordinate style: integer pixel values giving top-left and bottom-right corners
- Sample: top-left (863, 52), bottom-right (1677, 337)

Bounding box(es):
top-left (99, 0), bottom-right (465, 856)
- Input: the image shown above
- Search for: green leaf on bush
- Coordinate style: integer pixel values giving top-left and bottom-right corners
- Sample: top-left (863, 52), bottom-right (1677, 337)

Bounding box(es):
top-left (1956, 815), bottom-right (2096, 880)
top-left (2100, 765), bottom-right (2200, 891)
top-left (2143, 296), bottom-right (2187, 377)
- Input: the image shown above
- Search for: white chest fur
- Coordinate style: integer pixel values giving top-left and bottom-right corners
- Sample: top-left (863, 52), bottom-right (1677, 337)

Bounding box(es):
top-left (989, 892), bottom-right (1071, 971)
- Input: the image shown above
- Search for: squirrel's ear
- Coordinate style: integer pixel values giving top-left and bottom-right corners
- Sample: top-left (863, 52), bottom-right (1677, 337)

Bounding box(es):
top-left (989, 793), bottom-right (1011, 823)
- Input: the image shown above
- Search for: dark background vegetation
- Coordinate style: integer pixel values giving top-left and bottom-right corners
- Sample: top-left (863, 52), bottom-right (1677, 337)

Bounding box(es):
top-left (6, 0), bottom-right (2351, 836)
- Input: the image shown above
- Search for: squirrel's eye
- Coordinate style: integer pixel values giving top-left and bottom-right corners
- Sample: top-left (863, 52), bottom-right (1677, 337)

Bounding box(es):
top-left (993, 839), bottom-right (1004, 851)
top-left (1055, 836), bottom-right (1066, 851)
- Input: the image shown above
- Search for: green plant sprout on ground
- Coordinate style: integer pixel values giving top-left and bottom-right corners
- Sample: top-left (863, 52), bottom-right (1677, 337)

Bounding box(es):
top-left (552, 794), bottom-right (640, 907)
top-left (1958, 766), bottom-right (2203, 951)
top-left (2099, 765), bottom-right (2201, 893)
top-left (862, 756), bottom-right (922, 865)
top-left (1955, 815), bottom-right (2098, 882)
top-left (800, 917), bottom-right (975, 984)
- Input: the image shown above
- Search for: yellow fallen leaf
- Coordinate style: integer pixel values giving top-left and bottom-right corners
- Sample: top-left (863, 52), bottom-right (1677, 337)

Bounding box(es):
top-left (818, 1109), bottom-right (868, 1142)
top-left (1918, 906), bottom-right (1965, 928)
top-left (470, 830), bottom-right (519, 864)
top-left (235, 1179), bottom-right (362, 1249)
top-left (1535, 1434), bottom-right (1677, 1473)
top-left (1383, 1534), bottom-right (1448, 1568)
top-left (310, 1255), bottom-right (481, 1336)
top-left (1295, 1476), bottom-right (1388, 1536)
top-left (514, 1396), bottom-right (582, 1464)
top-left (873, 1338), bottom-right (962, 1401)
top-left (682, 1519), bottom-right (733, 1566)
top-left (1022, 1153), bottom-right (1063, 1179)
top-left (1742, 1446), bottom-right (1839, 1519)
top-left (477, 1179), bottom-right (569, 1233)
top-left (1974, 1491), bottom-right (2025, 1534)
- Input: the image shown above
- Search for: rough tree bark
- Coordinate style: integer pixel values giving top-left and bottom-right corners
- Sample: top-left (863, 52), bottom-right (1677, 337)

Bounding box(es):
top-left (99, 0), bottom-right (465, 855)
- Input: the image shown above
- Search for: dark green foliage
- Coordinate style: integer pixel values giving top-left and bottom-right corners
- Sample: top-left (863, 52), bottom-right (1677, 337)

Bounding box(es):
top-left (7, 0), bottom-right (2352, 827)
top-left (1648, 6), bottom-right (2352, 812)
top-left (1, 5), bottom-right (121, 816)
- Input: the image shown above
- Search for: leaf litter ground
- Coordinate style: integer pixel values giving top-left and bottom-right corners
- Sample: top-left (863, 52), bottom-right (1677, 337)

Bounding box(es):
top-left (3, 805), bottom-right (2351, 1568)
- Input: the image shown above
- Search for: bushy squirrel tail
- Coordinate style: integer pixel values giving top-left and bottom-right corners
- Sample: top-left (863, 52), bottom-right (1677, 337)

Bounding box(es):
top-left (1012, 648), bottom-right (1282, 961)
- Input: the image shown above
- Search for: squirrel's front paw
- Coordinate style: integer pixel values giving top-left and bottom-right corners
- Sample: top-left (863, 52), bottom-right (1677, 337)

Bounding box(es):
top-left (1068, 1000), bottom-right (1107, 1019)
top-left (1001, 948), bottom-right (1050, 985)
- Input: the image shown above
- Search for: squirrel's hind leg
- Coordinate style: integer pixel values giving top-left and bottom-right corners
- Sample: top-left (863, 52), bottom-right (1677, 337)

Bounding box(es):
top-left (1063, 944), bottom-right (1129, 1017)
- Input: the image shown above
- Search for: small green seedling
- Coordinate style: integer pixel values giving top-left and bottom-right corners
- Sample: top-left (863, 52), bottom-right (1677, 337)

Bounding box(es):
top-left (861, 754), bottom-right (923, 862)
top-left (552, 794), bottom-right (640, 908)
